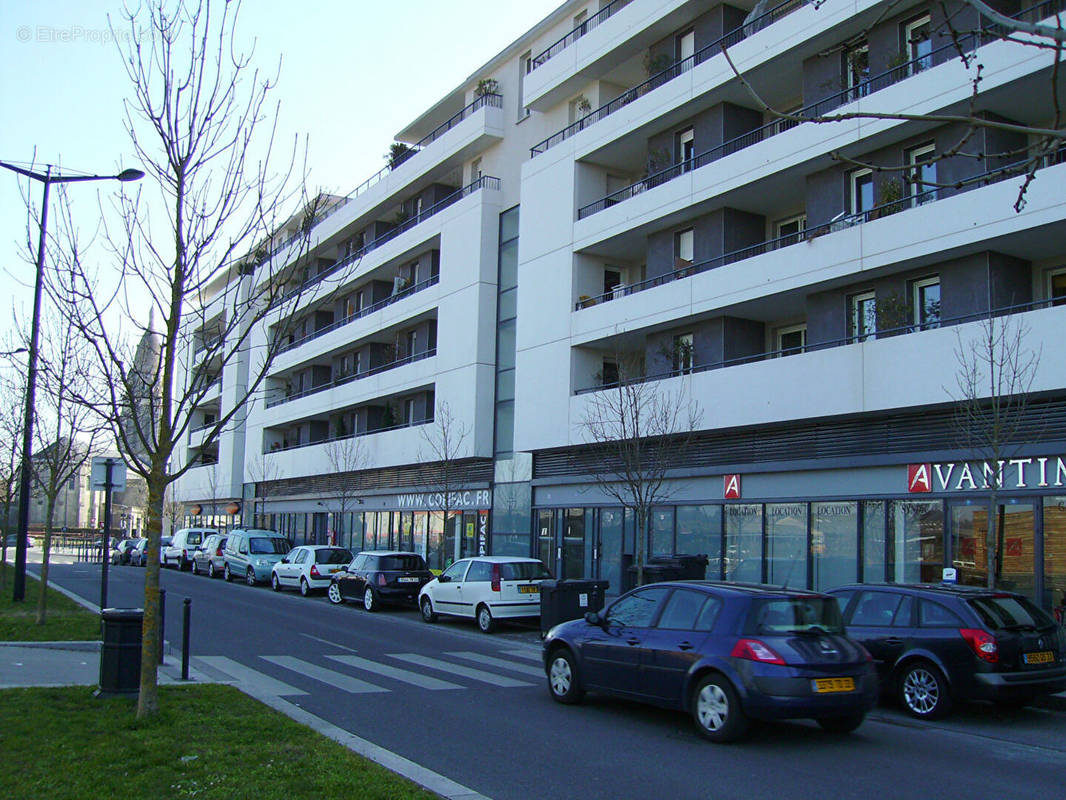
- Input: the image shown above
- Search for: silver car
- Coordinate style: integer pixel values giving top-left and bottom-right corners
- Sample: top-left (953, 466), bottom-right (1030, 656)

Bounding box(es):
top-left (191, 533), bottom-right (228, 578)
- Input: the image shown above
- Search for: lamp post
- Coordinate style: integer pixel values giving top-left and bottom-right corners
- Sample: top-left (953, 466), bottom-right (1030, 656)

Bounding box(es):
top-left (0, 160), bottom-right (144, 602)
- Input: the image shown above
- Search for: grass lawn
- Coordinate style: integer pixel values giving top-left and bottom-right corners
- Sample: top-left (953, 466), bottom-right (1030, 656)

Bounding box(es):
top-left (0, 561), bottom-right (101, 642)
top-left (0, 684), bottom-right (438, 800)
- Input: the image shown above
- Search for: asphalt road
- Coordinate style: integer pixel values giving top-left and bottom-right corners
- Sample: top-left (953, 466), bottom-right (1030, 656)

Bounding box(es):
top-left (43, 561), bottom-right (1066, 800)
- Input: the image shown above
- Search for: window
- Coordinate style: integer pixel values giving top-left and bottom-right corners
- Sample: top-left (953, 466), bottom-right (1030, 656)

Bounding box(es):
top-left (406, 329), bottom-right (417, 356)
top-left (675, 228), bottom-right (694, 267)
top-left (470, 157), bottom-right (482, 185)
top-left (657, 589), bottom-right (710, 630)
top-left (1049, 268), bottom-right (1066, 306)
top-left (601, 358), bottom-right (619, 386)
top-left (912, 276), bottom-right (941, 329)
top-left (605, 586), bottom-right (670, 628)
top-left (850, 291), bottom-right (877, 341)
top-left (603, 269), bottom-right (622, 295)
top-left (775, 214), bottom-right (806, 246)
top-left (850, 591), bottom-right (902, 626)
top-left (776, 324), bottom-right (807, 356)
top-left (919, 599), bottom-right (964, 627)
top-left (676, 127), bottom-right (695, 171)
top-left (676, 29), bottom-right (695, 67)
top-left (849, 169), bottom-right (874, 217)
top-left (441, 559), bottom-right (468, 581)
top-left (517, 51), bottom-right (531, 120)
top-left (892, 595), bottom-right (915, 626)
top-left (903, 14), bottom-right (933, 74)
top-left (355, 289), bottom-right (367, 312)
top-left (906, 143), bottom-right (937, 205)
top-left (673, 332), bottom-right (694, 374)
top-left (844, 42), bottom-right (870, 99)
top-left (573, 9), bottom-right (588, 37)
top-left (465, 561), bottom-right (492, 582)
top-left (404, 398), bottom-right (416, 424)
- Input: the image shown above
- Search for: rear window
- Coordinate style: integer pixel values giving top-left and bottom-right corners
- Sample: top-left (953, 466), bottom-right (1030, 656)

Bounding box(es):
top-left (160, 537), bottom-right (172, 547)
top-left (749, 597), bottom-right (844, 635)
top-left (249, 537), bottom-right (290, 555)
top-left (500, 561), bottom-right (552, 580)
top-left (968, 595), bottom-right (1056, 631)
top-left (315, 548), bottom-right (353, 564)
top-left (186, 532), bottom-right (203, 545)
top-left (378, 555), bottom-right (426, 571)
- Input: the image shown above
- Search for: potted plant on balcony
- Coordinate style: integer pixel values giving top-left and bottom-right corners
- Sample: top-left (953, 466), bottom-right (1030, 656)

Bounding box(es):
top-left (385, 142), bottom-right (412, 169)
top-left (875, 178), bottom-right (905, 218)
top-left (475, 78), bottom-right (499, 97)
top-left (575, 95), bottom-right (592, 116)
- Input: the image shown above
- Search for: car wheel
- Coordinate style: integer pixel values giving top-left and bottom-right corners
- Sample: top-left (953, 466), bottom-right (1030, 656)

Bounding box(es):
top-left (327, 583), bottom-right (344, 605)
top-left (179, 556), bottom-right (189, 572)
top-left (271, 573), bottom-right (282, 592)
top-left (246, 567), bottom-right (257, 587)
top-left (207, 562), bottom-right (216, 579)
top-left (692, 674), bottom-right (749, 743)
top-left (817, 712), bottom-right (865, 734)
top-left (420, 597), bottom-right (437, 623)
top-left (476, 604), bottom-right (496, 634)
top-left (224, 564), bottom-right (233, 582)
top-left (363, 587), bottom-right (377, 612)
top-left (547, 649), bottom-right (584, 704)
top-left (300, 578), bottom-right (311, 597)
top-left (191, 559), bottom-right (199, 576)
top-left (899, 660), bottom-right (952, 719)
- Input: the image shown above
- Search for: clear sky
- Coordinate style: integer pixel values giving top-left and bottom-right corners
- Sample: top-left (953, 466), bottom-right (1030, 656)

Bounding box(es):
top-left (0, 0), bottom-right (563, 349)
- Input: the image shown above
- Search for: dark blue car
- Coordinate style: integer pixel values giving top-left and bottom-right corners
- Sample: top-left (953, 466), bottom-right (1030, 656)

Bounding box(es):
top-left (542, 581), bottom-right (878, 742)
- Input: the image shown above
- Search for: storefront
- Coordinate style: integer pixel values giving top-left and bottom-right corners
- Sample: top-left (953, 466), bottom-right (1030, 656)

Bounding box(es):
top-left (531, 456), bottom-right (1066, 609)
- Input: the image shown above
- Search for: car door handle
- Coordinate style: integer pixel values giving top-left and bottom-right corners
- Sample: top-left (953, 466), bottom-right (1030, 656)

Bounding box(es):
top-left (883, 637), bottom-right (903, 645)
top-left (626, 638), bottom-right (640, 646)
top-left (678, 642), bottom-right (694, 651)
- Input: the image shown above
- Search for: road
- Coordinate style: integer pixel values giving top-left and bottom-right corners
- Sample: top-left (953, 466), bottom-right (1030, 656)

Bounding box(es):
top-left (42, 560), bottom-right (1066, 800)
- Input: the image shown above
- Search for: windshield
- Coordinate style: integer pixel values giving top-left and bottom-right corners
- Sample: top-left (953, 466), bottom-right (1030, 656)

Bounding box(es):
top-left (378, 555), bottom-right (426, 571)
top-left (968, 595), bottom-right (1056, 631)
top-left (315, 548), bottom-right (353, 565)
top-left (501, 561), bottom-right (552, 580)
top-left (749, 597), bottom-right (844, 635)
top-left (249, 537), bottom-right (290, 555)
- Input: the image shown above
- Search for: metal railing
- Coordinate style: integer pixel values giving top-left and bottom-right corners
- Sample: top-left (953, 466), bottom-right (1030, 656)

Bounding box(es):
top-left (266, 415), bottom-right (434, 454)
top-left (575, 296), bottom-right (1064, 396)
top-left (531, 0), bottom-right (807, 157)
top-left (531, 0), bottom-right (634, 70)
top-left (280, 175), bottom-right (499, 302)
top-left (264, 348), bottom-right (436, 409)
top-left (278, 274), bottom-right (440, 355)
top-left (575, 147), bottom-right (1066, 310)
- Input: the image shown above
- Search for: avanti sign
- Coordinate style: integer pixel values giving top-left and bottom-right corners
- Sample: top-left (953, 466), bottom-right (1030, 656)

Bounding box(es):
top-left (908, 457), bottom-right (1066, 493)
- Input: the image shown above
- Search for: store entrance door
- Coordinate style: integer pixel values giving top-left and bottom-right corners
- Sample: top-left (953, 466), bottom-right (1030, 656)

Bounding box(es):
top-left (949, 499), bottom-right (1036, 599)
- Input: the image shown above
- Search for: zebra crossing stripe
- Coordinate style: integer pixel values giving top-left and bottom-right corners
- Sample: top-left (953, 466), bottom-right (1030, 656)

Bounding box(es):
top-left (446, 651), bottom-right (545, 677)
top-left (261, 656), bottom-right (389, 694)
top-left (325, 654), bottom-right (462, 690)
top-left (197, 656), bottom-right (307, 696)
top-left (497, 648), bottom-right (543, 662)
top-left (388, 653), bottom-right (533, 687)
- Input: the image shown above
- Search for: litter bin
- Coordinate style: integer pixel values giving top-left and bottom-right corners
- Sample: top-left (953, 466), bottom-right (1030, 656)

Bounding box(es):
top-left (540, 579), bottom-right (610, 636)
top-left (98, 608), bottom-right (143, 696)
top-left (650, 554), bottom-right (709, 580)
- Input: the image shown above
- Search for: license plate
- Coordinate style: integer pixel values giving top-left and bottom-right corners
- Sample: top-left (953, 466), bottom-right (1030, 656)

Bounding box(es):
top-left (813, 677), bottom-right (855, 693)
top-left (518, 585), bottom-right (540, 594)
top-left (397, 576), bottom-right (419, 583)
top-left (1024, 651), bottom-right (1054, 665)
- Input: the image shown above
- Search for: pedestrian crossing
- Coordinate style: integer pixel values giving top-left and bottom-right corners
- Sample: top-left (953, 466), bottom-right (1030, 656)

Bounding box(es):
top-left (193, 647), bottom-right (544, 697)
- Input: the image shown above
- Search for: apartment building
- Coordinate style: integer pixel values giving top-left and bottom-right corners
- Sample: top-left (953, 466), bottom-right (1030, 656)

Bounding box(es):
top-left (174, 0), bottom-right (1066, 607)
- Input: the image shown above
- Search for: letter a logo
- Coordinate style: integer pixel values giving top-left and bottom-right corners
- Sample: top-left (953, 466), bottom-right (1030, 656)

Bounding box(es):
top-left (724, 474), bottom-right (741, 499)
top-left (908, 463), bottom-right (932, 493)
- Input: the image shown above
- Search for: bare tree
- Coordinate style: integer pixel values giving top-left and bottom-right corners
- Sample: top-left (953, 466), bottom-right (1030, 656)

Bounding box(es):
top-left (579, 356), bottom-right (702, 586)
top-left (162, 484), bottom-right (183, 537)
top-left (48, 0), bottom-right (328, 717)
top-left (323, 434), bottom-right (368, 546)
top-left (419, 401), bottom-right (470, 565)
top-left (952, 312), bottom-right (1041, 588)
top-left (0, 366), bottom-right (24, 581)
top-left (245, 452), bottom-right (279, 528)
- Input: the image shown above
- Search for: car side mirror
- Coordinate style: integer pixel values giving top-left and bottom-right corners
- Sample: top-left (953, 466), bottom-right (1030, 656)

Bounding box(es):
top-left (585, 611), bottom-right (602, 626)
top-left (438, 575), bottom-right (451, 584)
top-left (280, 557), bottom-right (289, 564)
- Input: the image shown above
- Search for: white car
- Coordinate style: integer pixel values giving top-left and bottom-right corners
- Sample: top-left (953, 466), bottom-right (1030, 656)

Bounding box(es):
top-left (163, 528), bottom-right (217, 571)
top-left (418, 556), bottom-right (552, 633)
top-left (271, 545), bottom-right (353, 596)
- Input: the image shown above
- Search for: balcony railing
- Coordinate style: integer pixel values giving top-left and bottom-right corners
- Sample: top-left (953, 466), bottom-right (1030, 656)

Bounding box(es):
top-left (575, 148), bottom-right (1066, 310)
top-left (280, 175), bottom-right (499, 302)
top-left (278, 274), bottom-right (440, 355)
top-left (193, 335), bottom-right (222, 356)
top-left (264, 348), bottom-right (436, 409)
top-left (530, 0), bottom-right (807, 157)
top-left (530, 0), bottom-right (634, 70)
top-left (575, 296), bottom-right (1063, 395)
top-left (266, 415), bottom-right (433, 455)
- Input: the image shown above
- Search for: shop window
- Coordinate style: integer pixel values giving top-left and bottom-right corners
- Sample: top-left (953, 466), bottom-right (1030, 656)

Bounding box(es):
top-left (651, 507), bottom-right (674, 556)
top-left (1042, 497), bottom-right (1066, 609)
top-left (812, 502), bottom-right (858, 590)
top-left (676, 505), bottom-right (722, 578)
top-left (888, 499), bottom-right (944, 583)
top-left (725, 504), bottom-right (763, 583)
top-left (775, 324), bottom-right (806, 356)
top-left (766, 504), bottom-right (808, 587)
top-left (912, 276), bottom-right (941, 329)
top-left (906, 143), bottom-right (937, 206)
top-left (849, 291), bottom-right (877, 342)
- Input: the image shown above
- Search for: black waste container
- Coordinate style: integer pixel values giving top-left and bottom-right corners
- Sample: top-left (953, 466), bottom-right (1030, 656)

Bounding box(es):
top-left (540, 579), bottom-right (610, 636)
top-left (626, 563), bottom-right (677, 587)
top-left (98, 608), bottom-right (143, 695)
top-left (650, 554), bottom-right (709, 580)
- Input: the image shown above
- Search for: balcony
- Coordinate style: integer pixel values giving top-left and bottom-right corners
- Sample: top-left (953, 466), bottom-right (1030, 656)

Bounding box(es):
top-left (265, 349), bottom-right (436, 410)
top-left (531, 0), bottom-right (635, 72)
top-left (265, 416), bottom-right (433, 455)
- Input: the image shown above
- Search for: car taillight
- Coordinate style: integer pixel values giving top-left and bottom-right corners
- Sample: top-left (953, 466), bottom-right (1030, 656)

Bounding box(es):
top-left (310, 564), bottom-right (320, 578)
top-left (377, 573), bottom-right (387, 586)
top-left (730, 639), bottom-right (786, 665)
top-left (960, 628), bottom-right (998, 663)
top-left (491, 564), bottom-right (501, 592)
top-left (182, 548), bottom-right (188, 558)
top-left (216, 546), bottom-right (223, 556)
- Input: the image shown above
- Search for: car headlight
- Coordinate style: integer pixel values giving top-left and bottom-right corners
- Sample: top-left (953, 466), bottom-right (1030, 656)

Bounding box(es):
top-left (256, 558), bottom-right (268, 567)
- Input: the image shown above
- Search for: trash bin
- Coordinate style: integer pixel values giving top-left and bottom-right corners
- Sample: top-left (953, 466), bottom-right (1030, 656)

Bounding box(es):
top-left (651, 554), bottom-right (709, 580)
top-left (540, 579), bottom-right (610, 636)
top-left (98, 608), bottom-right (143, 696)
top-left (626, 562), bottom-right (675, 587)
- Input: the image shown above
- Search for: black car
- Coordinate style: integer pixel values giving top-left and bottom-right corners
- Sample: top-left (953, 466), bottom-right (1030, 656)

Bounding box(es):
top-left (328, 550), bottom-right (434, 611)
top-left (828, 583), bottom-right (1066, 718)
top-left (543, 581), bottom-right (877, 742)
top-left (110, 538), bottom-right (141, 565)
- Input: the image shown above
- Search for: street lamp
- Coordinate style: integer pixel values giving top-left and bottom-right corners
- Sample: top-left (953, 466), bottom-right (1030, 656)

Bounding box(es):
top-left (0, 160), bottom-right (144, 602)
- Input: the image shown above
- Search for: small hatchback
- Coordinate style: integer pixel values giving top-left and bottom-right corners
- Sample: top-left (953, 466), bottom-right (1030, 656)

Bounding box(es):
top-left (828, 583), bottom-right (1066, 718)
top-left (419, 556), bottom-right (552, 632)
top-left (328, 551), bottom-right (433, 610)
top-left (223, 529), bottom-right (291, 585)
top-left (272, 545), bottom-right (353, 596)
top-left (543, 582), bottom-right (877, 742)
top-left (191, 534), bottom-right (228, 578)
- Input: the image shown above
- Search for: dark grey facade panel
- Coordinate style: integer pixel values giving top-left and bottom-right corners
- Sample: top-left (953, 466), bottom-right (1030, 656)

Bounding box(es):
top-left (261, 458), bottom-right (494, 498)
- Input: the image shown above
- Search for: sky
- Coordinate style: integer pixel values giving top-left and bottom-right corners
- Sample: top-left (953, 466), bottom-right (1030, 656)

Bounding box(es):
top-left (0, 0), bottom-right (564, 350)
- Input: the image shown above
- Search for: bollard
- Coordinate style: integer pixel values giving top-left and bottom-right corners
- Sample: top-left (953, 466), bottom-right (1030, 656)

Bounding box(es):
top-left (182, 597), bottom-right (191, 681)
top-left (158, 588), bottom-right (166, 665)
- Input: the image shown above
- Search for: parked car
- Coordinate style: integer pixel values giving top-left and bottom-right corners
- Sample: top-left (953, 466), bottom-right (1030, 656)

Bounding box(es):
top-left (543, 581), bottom-right (877, 742)
top-left (191, 534), bottom-right (228, 578)
top-left (828, 583), bottom-right (1066, 719)
top-left (271, 545), bottom-right (353, 596)
top-left (163, 528), bottom-right (217, 571)
top-left (223, 528), bottom-right (291, 585)
top-left (419, 556), bottom-right (552, 632)
top-left (128, 538), bottom-right (149, 567)
top-left (4, 534), bottom-right (31, 550)
top-left (110, 538), bottom-right (142, 565)
top-left (328, 550), bottom-right (433, 610)
top-left (158, 536), bottom-right (172, 565)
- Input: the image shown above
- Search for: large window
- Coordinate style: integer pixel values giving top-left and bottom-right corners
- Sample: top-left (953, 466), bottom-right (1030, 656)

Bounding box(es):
top-left (651, 508), bottom-right (674, 556)
top-left (862, 501), bottom-right (887, 582)
top-left (889, 500), bottom-right (944, 582)
top-left (903, 14), bottom-right (933, 74)
top-left (677, 127), bottom-right (695, 168)
top-left (766, 504), bottom-right (807, 587)
top-left (676, 505), bottom-right (721, 578)
top-left (775, 214), bottom-right (806, 246)
top-left (912, 276), bottom-right (941, 329)
top-left (850, 291), bottom-right (877, 341)
top-left (675, 228), bottom-right (694, 267)
top-left (725, 505), bottom-right (763, 583)
top-left (812, 502), bottom-right (858, 590)
top-left (776, 324), bottom-right (806, 356)
top-left (672, 332), bottom-right (694, 374)
top-left (906, 143), bottom-right (937, 206)
top-left (849, 169), bottom-right (874, 217)
top-left (844, 42), bottom-right (870, 99)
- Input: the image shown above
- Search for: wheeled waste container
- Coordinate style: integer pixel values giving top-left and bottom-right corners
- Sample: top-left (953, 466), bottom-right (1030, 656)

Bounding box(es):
top-left (539, 579), bottom-right (610, 636)
top-left (98, 608), bottom-right (143, 695)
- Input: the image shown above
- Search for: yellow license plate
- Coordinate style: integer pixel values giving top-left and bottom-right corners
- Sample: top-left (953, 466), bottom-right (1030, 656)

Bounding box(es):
top-left (518, 585), bottom-right (540, 594)
top-left (1024, 651), bottom-right (1054, 665)
top-left (813, 677), bottom-right (855, 693)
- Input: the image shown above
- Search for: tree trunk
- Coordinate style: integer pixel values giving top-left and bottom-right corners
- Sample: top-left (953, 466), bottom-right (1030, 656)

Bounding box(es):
top-left (635, 507), bottom-right (646, 588)
top-left (985, 493), bottom-right (997, 589)
top-left (136, 466), bottom-right (166, 718)
top-left (36, 496), bottom-right (57, 624)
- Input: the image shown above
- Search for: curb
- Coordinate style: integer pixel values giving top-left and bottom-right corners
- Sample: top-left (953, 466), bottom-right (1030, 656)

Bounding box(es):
top-left (0, 640), bottom-right (100, 651)
top-left (1032, 694), bottom-right (1066, 712)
